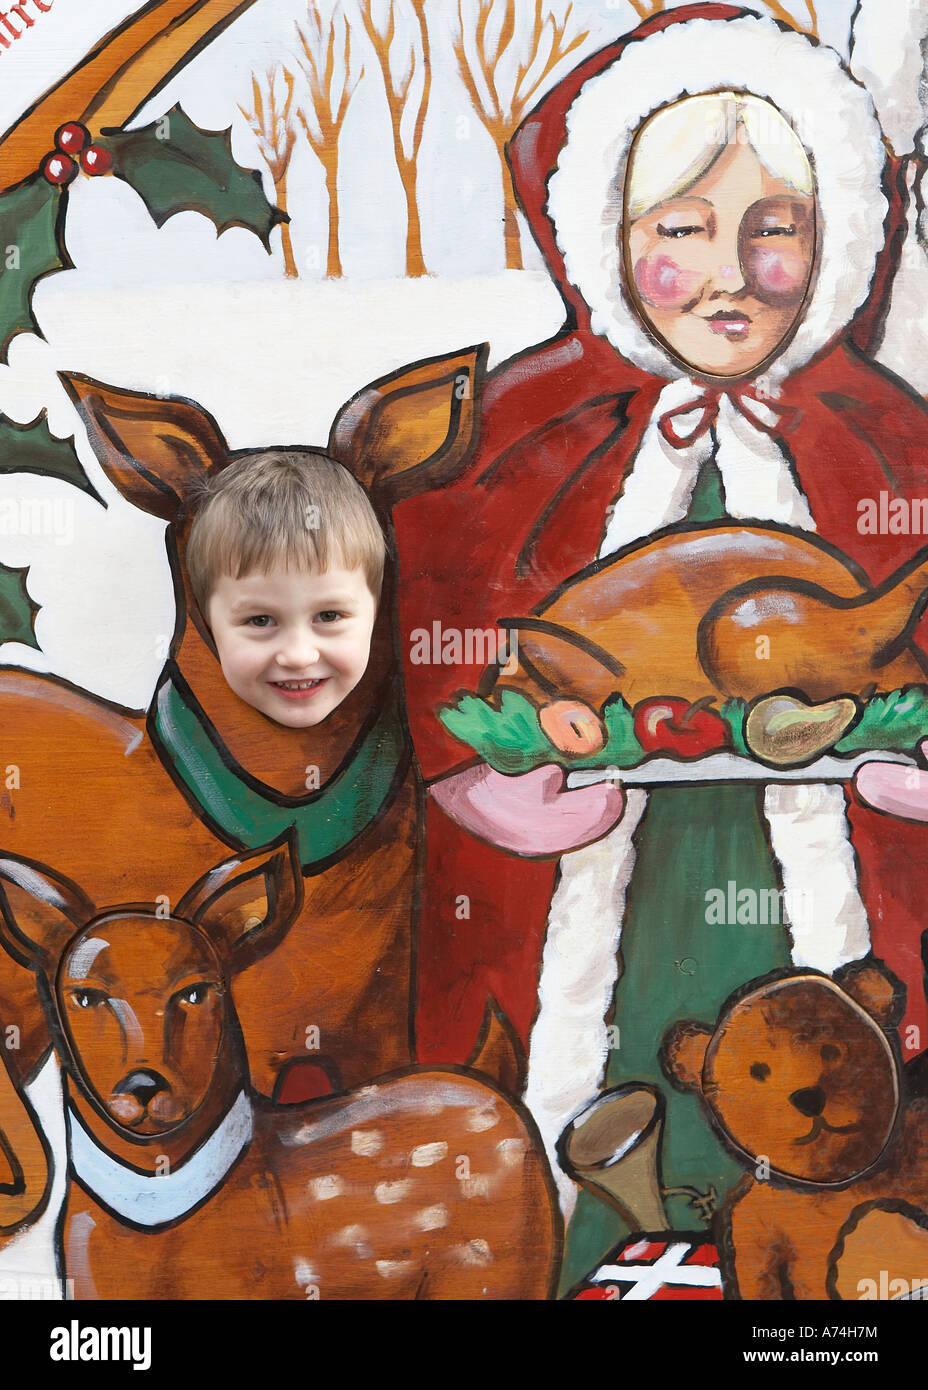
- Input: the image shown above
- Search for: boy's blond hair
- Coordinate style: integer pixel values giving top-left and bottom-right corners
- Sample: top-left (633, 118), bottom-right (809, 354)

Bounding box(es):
top-left (186, 449), bottom-right (386, 612)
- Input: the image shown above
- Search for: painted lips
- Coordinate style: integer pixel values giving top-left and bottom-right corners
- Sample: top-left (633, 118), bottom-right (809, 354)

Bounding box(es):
top-left (707, 311), bottom-right (751, 337)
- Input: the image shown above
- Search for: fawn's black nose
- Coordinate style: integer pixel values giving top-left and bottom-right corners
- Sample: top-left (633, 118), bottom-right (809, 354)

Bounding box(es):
top-left (789, 1086), bottom-right (826, 1118)
top-left (114, 1071), bottom-right (169, 1107)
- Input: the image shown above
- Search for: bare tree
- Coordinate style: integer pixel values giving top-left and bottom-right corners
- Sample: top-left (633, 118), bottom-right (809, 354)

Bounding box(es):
top-left (240, 66), bottom-right (299, 277)
top-left (295, 5), bottom-right (362, 278)
top-left (359, 0), bottom-right (432, 277)
top-left (455, 0), bottom-right (589, 270)
top-left (764, 0), bottom-right (818, 34)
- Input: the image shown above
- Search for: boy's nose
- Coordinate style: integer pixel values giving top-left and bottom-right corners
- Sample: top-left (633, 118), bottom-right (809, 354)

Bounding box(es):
top-left (277, 632), bottom-right (321, 667)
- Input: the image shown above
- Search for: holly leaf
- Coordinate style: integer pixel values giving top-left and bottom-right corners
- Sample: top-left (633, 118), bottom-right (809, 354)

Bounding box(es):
top-left (0, 562), bottom-right (39, 651)
top-left (102, 105), bottom-right (285, 247)
top-left (0, 175), bottom-right (69, 364)
top-left (0, 412), bottom-right (102, 502)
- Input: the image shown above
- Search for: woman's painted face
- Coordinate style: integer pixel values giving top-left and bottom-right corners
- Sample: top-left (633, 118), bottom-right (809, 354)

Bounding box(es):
top-left (624, 137), bottom-right (816, 378)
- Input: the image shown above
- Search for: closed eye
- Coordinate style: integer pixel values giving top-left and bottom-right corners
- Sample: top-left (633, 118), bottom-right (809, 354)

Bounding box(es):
top-left (657, 223), bottom-right (703, 238)
top-left (753, 225), bottom-right (796, 237)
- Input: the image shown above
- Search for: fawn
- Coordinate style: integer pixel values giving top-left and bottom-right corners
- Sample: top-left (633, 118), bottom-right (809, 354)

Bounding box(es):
top-left (0, 831), bottom-right (558, 1298)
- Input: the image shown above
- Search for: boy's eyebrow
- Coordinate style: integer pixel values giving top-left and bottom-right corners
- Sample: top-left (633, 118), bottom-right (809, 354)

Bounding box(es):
top-left (224, 590), bottom-right (361, 612)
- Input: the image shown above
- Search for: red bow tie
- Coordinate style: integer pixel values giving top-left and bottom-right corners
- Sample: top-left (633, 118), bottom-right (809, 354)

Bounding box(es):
top-left (658, 385), bottom-right (802, 449)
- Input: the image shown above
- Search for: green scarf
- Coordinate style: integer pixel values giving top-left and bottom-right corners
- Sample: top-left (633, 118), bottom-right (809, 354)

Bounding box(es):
top-left (150, 669), bottom-right (409, 874)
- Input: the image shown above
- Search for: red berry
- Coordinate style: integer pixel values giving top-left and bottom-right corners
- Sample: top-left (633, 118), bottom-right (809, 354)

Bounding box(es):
top-left (80, 145), bottom-right (113, 177)
top-left (55, 122), bottom-right (89, 154)
top-left (42, 152), bottom-right (77, 186)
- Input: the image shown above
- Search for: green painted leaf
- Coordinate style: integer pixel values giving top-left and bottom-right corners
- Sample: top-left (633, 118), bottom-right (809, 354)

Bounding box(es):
top-left (440, 690), bottom-right (552, 774)
top-left (720, 698), bottom-right (749, 756)
top-left (0, 175), bottom-right (68, 364)
top-left (835, 685), bottom-right (928, 754)
top-left (0, 562), bottom-right (39, 650)
top-left (597, 697), bottom-right (647, 769)
top-left (103, 106), bottom-right (285, 246)
top-left (439, 690), bottom-right (646, 773)
top-left (0, 412), bottom-right (102, 501)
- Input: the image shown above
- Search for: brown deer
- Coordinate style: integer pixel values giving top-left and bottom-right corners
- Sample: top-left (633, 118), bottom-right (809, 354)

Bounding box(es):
top-left (0, 348), bottom-right (501, 1112)
top-left (0, 832), bottom-right (558, 1299)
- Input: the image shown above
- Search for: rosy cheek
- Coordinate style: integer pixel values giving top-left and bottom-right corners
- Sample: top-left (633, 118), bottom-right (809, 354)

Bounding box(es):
top-left (633, 254), bottom-right (703, 311)
top-left (748, 247), bottom-right (809, 301)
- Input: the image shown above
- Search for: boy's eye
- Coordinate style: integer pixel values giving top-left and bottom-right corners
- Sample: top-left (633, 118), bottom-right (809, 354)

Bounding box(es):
top-left (246, 615), bottom-right (275, 628)
top-left (316, 611), bottom-right (343, 624)
top-left (656, 223), bottom-right (703, 238)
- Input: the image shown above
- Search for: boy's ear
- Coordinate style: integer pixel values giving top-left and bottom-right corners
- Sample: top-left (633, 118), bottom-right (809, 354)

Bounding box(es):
top-left (60, 373), bottom-right (229, 521)
top-left (661, 1020), bottom-right (713, 1093)
top-left (175, 829), bottom-right (303, 971)
top-left (329, 345), bottom-right (487, 503)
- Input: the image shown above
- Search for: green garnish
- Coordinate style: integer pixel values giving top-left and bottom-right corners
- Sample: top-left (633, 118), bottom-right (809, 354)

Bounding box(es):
top-left (835, 686), bottom-right (928, 754)
top-left (719, 698), bottom-right (749, 756)
top-left (439, 691), bottom-right (645, 773)
top-left (440, 685), bottom-right (928, 772)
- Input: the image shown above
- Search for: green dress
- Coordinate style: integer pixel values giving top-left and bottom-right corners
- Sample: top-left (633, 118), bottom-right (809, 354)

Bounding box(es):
top-left (558, 453), bottom-right (793, 1294)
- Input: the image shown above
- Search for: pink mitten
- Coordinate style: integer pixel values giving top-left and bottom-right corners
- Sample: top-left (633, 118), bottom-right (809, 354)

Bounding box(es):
top-left (429, 762), bottom-right (626, 857)
top-left (855, 742), bottom-right (928, 822)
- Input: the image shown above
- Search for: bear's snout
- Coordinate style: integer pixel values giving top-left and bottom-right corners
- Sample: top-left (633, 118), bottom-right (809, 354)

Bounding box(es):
top-left (789, 1085), bottom-right (826, 1118)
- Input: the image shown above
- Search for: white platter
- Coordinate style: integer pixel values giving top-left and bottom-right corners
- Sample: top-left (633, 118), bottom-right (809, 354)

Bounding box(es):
top-left (565, 750), bottom-right (919, 788)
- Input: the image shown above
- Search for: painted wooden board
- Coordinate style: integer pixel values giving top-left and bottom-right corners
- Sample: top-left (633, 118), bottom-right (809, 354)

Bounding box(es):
top-left (0, 0), bottom-right (924, 1348)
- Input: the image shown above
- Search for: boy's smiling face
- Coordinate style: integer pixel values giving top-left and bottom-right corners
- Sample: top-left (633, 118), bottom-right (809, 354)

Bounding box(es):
top-left (207, 562), bottom-right (377, 728)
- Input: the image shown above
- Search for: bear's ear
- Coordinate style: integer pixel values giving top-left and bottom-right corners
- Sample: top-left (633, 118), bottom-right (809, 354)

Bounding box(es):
top-left (837, 961), bottom-right (905, 1031)
top-left (661, 1020), bottom-right (712, 1091)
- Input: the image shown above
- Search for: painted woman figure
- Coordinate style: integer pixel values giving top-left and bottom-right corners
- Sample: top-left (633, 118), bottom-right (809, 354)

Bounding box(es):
top-left (389, 2), bottom-right (928, 1286)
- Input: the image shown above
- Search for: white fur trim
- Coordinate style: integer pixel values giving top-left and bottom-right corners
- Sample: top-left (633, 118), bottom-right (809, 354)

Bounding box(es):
top-left (714, 393), bottom-right (815, 526)
top-left (850, 0), bottom-right (928, 156)
top-left (763, 783), bottom-right (872, 971)
top-left (598, 379), bottom-right (713, 554)
top-left (523, 791), bottom-right (648, 1217)
top-left (877, 184), bottom-right (928, 391)
top-left (546, 15), bottom-right (887, 387)
top-left (598, 380), bottom-right (816, 559)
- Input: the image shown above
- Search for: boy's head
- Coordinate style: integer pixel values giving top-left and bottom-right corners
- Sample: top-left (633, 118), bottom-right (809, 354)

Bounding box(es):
top-left (187, 449), bottom-right (386, 729)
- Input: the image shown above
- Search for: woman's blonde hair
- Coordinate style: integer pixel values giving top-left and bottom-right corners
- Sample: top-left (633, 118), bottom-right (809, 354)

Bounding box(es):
top-left (626, 92), bottom-right (814, 220)
top-left (186, 449), bottom-right (386, 612)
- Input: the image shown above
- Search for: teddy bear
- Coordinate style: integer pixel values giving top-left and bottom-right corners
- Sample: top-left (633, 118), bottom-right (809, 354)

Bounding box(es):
top-left (661, 961), bottom-right (928, 1300)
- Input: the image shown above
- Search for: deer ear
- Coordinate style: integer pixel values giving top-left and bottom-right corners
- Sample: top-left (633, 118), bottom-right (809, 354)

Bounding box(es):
top-left (175, 829), bottom-right (303, 970)
top-left (60, 373), bottom-right (229, 521)
top-left (661, 1020), bottom-right (713, 1092)
top-left (329, 345), bottom-right (487, 502)
top-left (0, 856), bottom-right (94, 974)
